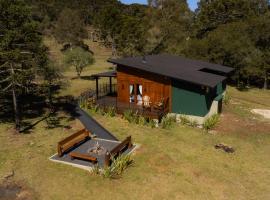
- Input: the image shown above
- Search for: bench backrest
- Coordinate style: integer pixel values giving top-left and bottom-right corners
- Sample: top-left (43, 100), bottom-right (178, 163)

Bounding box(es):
top-left (104, 136), bottom-right (132, 166)
top-left (58, 129), bottom-right (90, 157)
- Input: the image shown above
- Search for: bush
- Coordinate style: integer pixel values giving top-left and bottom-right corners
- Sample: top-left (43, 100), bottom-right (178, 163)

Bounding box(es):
top-left (146, 118), bottom-right (156, 128)
top-left (137, 116), bottom-right (146, 126)
top-left (105, 106), bottom-right (116, 117)
top-left (123, 109), bottom-right (135, 123)
top-left (203, 114), bottom-right (219, 131)
top-left (90, 104), bottom-right (99, 113)
top-left (223, 92), bottom-right (230, 105)
top-left (100, 154), bottom-right (133, 179)
top-left (179, 115), bottom-right (190, 125)
top-left (161, 115), bottom-right (176, 129)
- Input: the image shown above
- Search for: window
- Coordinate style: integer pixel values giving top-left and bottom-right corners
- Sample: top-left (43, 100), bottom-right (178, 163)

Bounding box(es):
top-left (136, 84), bottom-right (143, 105)
top-left (129, 84), bottom-right (135, 103)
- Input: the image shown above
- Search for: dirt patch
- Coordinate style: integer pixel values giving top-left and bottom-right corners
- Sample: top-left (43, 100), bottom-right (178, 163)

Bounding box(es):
top-left (215, 111), bottom-right (270, 135)
top-left (251, 109), bottom-right (270, 119)
top-left (0, 182), bottom-right (33, 200)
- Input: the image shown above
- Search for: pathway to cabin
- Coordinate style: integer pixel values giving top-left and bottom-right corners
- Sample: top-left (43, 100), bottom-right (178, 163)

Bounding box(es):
top-left (65, 103), bottom-right (118, 141)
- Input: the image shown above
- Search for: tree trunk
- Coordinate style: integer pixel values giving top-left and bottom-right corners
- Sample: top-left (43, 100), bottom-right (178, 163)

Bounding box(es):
top-left (10, 63), bottom-right (20, 132)
top-left (12, 87), bottom-right (20, 132)
top-left (263, 71), bottom-right (268, 90)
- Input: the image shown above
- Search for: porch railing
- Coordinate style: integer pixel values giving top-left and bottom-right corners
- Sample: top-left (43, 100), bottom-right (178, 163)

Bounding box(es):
top-left (97, 83), bottom-right (117, 98)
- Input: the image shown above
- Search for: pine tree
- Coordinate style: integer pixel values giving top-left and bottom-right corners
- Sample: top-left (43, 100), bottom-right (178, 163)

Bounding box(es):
top-left (0, 0), bottom-right (47, 132)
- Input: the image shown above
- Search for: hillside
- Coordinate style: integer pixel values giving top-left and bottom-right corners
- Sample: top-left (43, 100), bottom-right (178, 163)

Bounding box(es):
top-left (0, 38), bottom-right (270, 199)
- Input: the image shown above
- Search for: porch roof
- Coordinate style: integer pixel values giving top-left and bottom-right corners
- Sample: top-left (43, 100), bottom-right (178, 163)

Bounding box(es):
top-left (108, 54), bottom-right (234, 88)
top-left (91, 71), bottom-right (116, 78)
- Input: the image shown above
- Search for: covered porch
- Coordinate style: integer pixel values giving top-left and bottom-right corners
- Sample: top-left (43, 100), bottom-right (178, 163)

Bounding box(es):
top-left (96, 95), bottom-right (167, 120)
top-left (91, 71), bottom-right (117, 99)
top-left (91, 71), bottom-right (169, 120)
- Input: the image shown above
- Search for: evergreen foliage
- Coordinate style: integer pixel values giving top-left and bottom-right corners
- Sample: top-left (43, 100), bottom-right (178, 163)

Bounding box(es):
top-left (0, 0), bottom-right (49, 131)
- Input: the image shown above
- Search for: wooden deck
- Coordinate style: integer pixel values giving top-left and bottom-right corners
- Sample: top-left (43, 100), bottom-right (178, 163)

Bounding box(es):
top-left (97, 96), bottom-right (166, 120)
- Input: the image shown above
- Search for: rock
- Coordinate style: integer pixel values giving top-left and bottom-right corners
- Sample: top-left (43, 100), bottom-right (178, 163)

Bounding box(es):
top-left (215, 143), bottom-right (235, 153)
top-left (197, 125), bottom-right (203, 129)
top-left (153, 119), bottom-right (159, 128)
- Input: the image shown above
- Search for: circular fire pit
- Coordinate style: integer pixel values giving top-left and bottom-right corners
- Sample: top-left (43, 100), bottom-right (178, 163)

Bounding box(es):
top-left (87, 141), bottom-right (107, 155)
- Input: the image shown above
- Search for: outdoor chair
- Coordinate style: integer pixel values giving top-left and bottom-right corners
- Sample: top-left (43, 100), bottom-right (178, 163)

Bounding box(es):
top-left (153, 97), bottom-right (169, 112)
top-left (143, 95), bottom-right (151, 111)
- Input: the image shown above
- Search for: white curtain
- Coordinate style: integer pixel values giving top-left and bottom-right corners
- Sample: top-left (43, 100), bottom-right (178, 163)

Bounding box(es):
top-left (137, 85), bottom-right (143, 105)
top-left (139, 85), bottom-right (143, 95)
top-left (129, 85), bottom-right (134, 103)
top-left (129, 85), bottom-right (133, 94)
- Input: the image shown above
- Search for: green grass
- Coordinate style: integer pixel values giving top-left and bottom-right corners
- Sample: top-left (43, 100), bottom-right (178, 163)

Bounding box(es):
top-left (0, 38), bottom-right (270, 199)
top-left (0, 112), bottom-right (269, 199)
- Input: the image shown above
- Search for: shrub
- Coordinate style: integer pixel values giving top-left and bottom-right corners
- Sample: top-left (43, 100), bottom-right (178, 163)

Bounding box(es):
top-left (147, 118), bottom-right (156, 128)
top-left (223, 92), bottom-right (230, 105)
top-left (123, 109), bottom-right (134, 123)
top-left (137, 116), bottom-right (146, 126)
top-left (111, 154), bottom-right (133, 175)
top-left (179, 115), bottom-right (190, 125)
top-left (101, 154), bottom-right (133, 179)
top-left (203, 114), bottom-right (220, 131)
top-left (161, 115), bottom-right (176, 129)
top-left (90, 104), bottom-right (99, 113)
top-left (91, 164), bottom-right (101, 175)
top-left (105, 106), bottom-right (116, 117)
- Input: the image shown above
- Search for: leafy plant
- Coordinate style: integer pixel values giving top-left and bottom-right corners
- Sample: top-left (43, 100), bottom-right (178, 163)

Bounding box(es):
top-left (147, 118), bottom-right (157, 128)
top-left (137, 116), bottom-right (146, 126)
top-left (105, 106), bottom-right (116, 117)
top-left (91, 164), bottom-right (101, 175)
top-left (110, 154), bottom-right (133, 175)
top-left (203, 114), bottom-right (220, 131)
top-left (179, 115), bottom-right (190, 125)
top-left (161, 115), bottom-right (176, 129)
top-left (223, 92), bottom-right (231, 105)
top-left (123, 110), bottom-right (135, 123)
top-left (101, 154), bottom-right (133, 179)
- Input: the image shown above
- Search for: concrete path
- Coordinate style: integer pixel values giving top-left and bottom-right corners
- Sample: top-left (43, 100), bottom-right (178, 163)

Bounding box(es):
top-left (65, 103), bottom-right (118, 141)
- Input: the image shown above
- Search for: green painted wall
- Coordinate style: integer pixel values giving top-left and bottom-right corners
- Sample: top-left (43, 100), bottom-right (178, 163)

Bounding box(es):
top-left (172, 80), bottom-right (218, 117)
top-left (216, 81), bottom-right (226, 95)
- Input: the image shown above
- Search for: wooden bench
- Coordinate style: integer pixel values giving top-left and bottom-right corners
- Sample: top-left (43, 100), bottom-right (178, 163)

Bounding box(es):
top-left (104, 136), bottom-right (133, 167)
top-left (58, 129), bottom-right (91, 157)
top-left (69, 152), bottom-right (97, 163)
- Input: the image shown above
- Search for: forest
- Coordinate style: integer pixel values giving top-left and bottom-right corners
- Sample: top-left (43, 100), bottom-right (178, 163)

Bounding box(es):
top-left (0, 0), bottom-right (270, 131)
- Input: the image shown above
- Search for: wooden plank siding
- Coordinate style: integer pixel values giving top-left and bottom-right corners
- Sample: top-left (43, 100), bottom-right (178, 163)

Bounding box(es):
top-left (117, 65), bottom-right (172, 112)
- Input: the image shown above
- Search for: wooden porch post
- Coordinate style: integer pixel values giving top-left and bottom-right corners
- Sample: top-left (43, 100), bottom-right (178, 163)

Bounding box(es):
top-left (96, 78), bottom-right (99, 99)
top-left (109, 77), bottom-right (112, 94)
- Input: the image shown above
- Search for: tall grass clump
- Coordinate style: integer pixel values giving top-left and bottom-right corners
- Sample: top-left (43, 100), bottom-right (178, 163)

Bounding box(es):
top-left (123, 109), bottom-right (135, 123)
top-left (100, 154), bottom-right (133, 179)
top-left (179, 115), bottom-right (190, 125)
top-left (137, 115), bottom-right (146, 126)
top-left (203, 114), bottom-right (220, 131)
top-left (161, 115), bottom-right (176, 129)
top-left (223, 92), bottom-right (231, 105)
top-left (147, 118), bottom-right (156, 128)
top-left (105, 106), bottom-right (116, 117)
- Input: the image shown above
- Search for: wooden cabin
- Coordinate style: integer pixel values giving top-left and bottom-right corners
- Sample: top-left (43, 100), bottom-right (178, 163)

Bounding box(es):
top-left (92, 54), bottom-right (233, 123)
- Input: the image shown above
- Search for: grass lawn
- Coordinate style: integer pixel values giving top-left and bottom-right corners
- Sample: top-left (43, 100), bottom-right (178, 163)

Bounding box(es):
top-left (0, 38), bottom-right (270, 199)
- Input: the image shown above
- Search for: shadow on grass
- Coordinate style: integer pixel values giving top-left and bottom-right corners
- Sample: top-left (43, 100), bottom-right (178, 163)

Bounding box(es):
top-left (78, 76), bottom-right (95, 81)
top-left (0, 93), bottom-right (81, 134)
